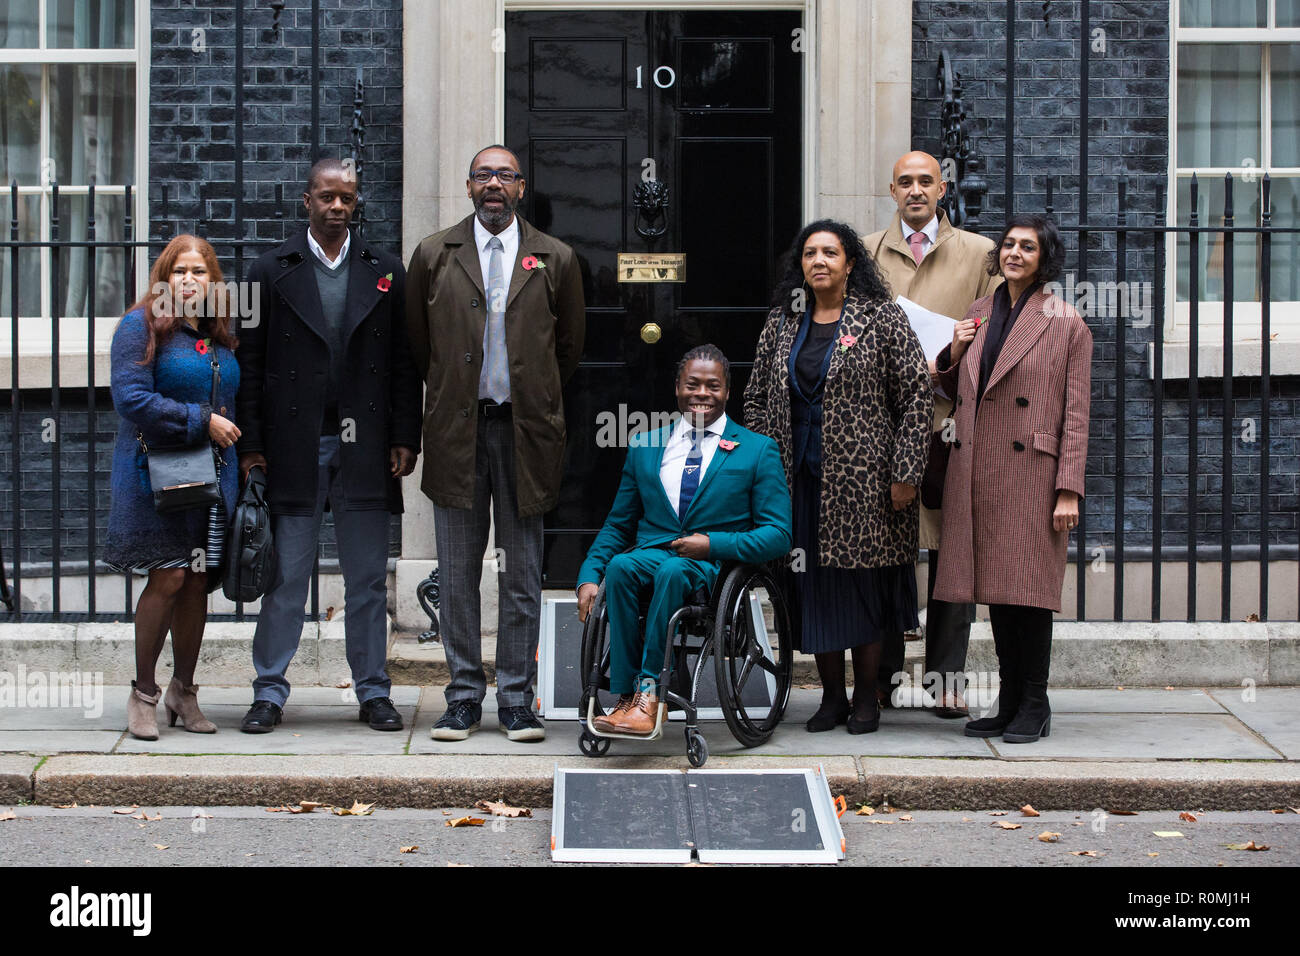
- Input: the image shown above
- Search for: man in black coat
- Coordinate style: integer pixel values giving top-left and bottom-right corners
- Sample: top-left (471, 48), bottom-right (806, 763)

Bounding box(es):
top-left (235, 158), bottom-right (422, 733)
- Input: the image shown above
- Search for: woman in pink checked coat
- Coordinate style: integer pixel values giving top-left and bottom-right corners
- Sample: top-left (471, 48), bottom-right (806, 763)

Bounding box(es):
top-left (932, 214), bottom-right (1092, 745)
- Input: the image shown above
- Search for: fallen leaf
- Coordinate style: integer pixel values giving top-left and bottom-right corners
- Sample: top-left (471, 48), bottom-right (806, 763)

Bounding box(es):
top-left (137, 823), bottom-right (146, 829)
top-left (441, 810), bottom-right (453, 816)
top-left (1072, 821), bottom-right (1084, 827)
top-left (855, 805), bottom-right (875, 816)
top-left (153, 844), bottom-right (169, 850)
top-left (54, 803), bottom-right (78, 809)
top-left (112, 806), bottom-right (138, 815)
top-left (1110, 810), bottom-right (1138, 816)
top-left (132, 812), bottom-right (162, 821)
top-left (1245, 612), bottom-right (1260, 622)
top-left (993, 821), bottom-right (1022, 830)
top-left (333, 801), bottom-right (375, 817)
top-left (870, 819), bottom-right (898, 825)
top-left (1116, 685), bottom-right (1125, 690)
top-left (1148, 852), bottom-right (1159, 857)
top-left (1153, 831), bottom-right (1184, 838)
top-left (292, 733), bottom-right (302, 737)
top-left (335, 679), bottom-right (352, 689)
top-left (899, 814), bottom-right (913, 822)
top-left (988, 810), bottom-right (1008, 816)
top-left (447, 862), bottom-right (472, 866)
top-left (474, 799), bottom-right (532, 818)
top-left (1224, 841), bottom-right (1269, 851)
top-left (265, 806), bottom-right (293, 813)
top-left (1037, 831), bottom-right (1061, 843)
top-left (445, 816), bottom-right (485, 828)
top-left (400, 845), bottom-right (419, 854)
top-left (1070, 850), bottom-right (1099, 857)
top-left (1271, 808), bottom-right (1287, 814)
top-left (1164, 686), bottom-right (1175, 691)
top-left (245, 853), bottom-right (255, 857)
top-left (0, 810), bottom-right (16, 822)
top-left (1021, 804), bottom-right (1041, 817)
top-left (325, 605), bottom-right (336, 621)
top-left (1179, 811), bottom-right (1198, 823)
top-left (961, 817), bottom-right (971, 822)
top-left (298, 801), bottom-right (321, 813)
top-left (194, 812), bottom-right (213, 819)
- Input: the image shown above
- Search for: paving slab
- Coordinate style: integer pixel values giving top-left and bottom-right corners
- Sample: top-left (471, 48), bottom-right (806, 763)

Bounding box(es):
top-left (0, 731), bottom-right (123, 754)
top-left (986, 713), bottom-right (1282, 761)
top-left (0, 696), bottom-right (127, 730)
top-left (1209, 687), bottom-right (1300, 760)
top-left (0, 754), bottom-right (38, 803)
top-left (1044, 688), bottom-right (1228, 714)
top-left (113, 704), bottom-right (420, 755)
top-left (33, 753), bottom-right (861, 808)
top-left (859, 757), bottom-right (1300, 810)
top-left (192, 685), bottom-right (422, 707)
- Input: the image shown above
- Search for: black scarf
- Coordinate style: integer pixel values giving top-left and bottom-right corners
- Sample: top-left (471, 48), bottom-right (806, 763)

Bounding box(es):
top-left (977, 281), bottom-right (1040, 405)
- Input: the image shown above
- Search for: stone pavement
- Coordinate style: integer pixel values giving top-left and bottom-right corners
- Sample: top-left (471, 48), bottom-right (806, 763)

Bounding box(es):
top-left (2, 685), bottom-right (1298, 811)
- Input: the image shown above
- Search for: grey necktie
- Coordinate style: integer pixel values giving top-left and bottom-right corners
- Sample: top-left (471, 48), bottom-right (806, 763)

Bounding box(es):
top-left (480, 235), bottom-right (511, 403)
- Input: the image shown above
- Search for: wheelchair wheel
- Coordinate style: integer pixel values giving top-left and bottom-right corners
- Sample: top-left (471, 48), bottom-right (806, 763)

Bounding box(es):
top-left (579, 729), bottom-right (611, 757)
top-left (712, 563), bottom-right (794, 748)
top-left (577, 580), bottom-right (612, 726)
top-left (686, 729), bottom-right (709, 768)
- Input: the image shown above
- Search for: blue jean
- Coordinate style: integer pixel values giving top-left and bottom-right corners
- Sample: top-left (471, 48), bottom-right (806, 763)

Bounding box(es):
top-left (251, 436), bottom-right (392, 707)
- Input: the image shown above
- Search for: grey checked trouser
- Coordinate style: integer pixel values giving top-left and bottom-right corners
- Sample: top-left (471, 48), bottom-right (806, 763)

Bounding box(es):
top-left (432, 414), bottom-right (543, 709)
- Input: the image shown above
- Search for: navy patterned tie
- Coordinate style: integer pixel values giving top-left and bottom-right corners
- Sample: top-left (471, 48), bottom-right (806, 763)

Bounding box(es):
top-left (678, 428), bottom-right (705, 520)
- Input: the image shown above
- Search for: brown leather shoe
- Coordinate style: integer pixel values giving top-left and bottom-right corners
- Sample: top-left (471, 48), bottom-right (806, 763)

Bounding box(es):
top-left (934, 692), bottom-right (969, 719)
top-left (612, 690), bottom-right (660, 736)
top-left (592, 694), bottom-right (633, 733)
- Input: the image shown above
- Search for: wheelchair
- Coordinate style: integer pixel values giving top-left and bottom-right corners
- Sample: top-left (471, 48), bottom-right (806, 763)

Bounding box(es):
top-left (577, 560), bottom-right (794, 767)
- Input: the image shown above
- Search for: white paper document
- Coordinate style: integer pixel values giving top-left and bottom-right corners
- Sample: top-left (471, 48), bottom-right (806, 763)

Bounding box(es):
top-left (896, 295), bottom-right (958, 363)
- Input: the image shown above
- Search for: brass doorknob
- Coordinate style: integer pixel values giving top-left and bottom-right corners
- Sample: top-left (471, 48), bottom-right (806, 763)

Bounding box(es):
top-left (640, 322), bottom-right (662, 344)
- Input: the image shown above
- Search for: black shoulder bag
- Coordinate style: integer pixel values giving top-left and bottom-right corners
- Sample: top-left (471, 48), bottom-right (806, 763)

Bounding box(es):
top-left (138, 352), bottom-right (223, 514)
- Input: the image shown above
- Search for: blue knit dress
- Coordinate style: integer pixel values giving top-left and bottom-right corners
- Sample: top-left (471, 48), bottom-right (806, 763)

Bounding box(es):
top-left (103, 309), bottom-right (240, 576)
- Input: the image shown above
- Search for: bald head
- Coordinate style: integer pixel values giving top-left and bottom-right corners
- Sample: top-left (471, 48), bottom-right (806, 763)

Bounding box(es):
top-left (889, 151), bottom-right (947, 230)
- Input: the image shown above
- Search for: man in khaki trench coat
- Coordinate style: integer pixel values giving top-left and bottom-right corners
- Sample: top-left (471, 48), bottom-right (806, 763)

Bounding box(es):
top-left (406, 145), bottom-right (585, 743)
top-left (865, 151), bottom-right (1000, 718)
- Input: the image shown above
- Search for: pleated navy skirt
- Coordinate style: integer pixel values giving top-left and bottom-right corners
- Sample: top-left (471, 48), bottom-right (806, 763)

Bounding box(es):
top-left (791, 460), bottom-right (919, 653)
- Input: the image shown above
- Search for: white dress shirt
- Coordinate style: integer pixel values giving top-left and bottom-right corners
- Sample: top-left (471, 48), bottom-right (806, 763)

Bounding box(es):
top-left (659, 413), bottom-right (728, 515)
top-left (473, 215), bottom-right (520, 297)
top-left (902, 214), bottom-right (940, 260)
top-left (307, 227), bottom-right (351, 270)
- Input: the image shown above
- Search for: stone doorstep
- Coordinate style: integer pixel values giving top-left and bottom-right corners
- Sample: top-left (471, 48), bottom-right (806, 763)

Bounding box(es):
top-left (2, 621), bottom-right (1298, 686)
top-left (21, 754), bottom-right (1300, 810)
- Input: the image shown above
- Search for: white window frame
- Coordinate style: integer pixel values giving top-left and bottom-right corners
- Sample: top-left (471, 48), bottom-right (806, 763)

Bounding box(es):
top-left (1164, 1), bottom-right (1300, 377)
top-left (1, 0), bottom-right (150, 389)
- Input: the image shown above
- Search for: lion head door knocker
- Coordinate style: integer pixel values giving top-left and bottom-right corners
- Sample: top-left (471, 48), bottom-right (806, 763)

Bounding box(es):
top-left (633, 179), bottom-right (669, 242)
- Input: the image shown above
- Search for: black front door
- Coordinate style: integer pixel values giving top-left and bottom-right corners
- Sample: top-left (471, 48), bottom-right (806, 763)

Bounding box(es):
top-left (506, 9), bottom-right (803, 587)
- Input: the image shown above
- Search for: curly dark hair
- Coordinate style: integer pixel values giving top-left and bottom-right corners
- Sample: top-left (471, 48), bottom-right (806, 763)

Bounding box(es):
top-left (985, 214), bottom-right (1066, 282)
top-left (675, 343), bottom-right (730, 387)
top-left (770, 219), bottom-right (893, 319)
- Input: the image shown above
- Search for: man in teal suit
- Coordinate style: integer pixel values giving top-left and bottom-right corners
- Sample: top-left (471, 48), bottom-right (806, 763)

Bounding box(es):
top-left (576, 345), bottom-right (792, 735)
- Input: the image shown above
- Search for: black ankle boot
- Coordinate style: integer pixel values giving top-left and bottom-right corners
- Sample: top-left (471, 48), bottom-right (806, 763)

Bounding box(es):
top-left (964, 620), bottom-right (1020, 738)
top-left (1002, 683), bottom-right (1051, 743)
top-left (806, 698), bottom-right (851, 733)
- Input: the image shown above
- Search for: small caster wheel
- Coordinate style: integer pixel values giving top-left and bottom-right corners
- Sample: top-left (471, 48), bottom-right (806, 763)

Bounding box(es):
top-left (686, 731), bottom-right (708, 767)
top-left (579, 730), bottom-right (610, 757)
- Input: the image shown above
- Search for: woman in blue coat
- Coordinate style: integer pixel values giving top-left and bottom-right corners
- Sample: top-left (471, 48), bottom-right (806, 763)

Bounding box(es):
top-left (104, 235), bottom-right (241, 740)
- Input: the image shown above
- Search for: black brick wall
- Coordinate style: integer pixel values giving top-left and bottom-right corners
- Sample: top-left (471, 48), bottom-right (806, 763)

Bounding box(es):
top-left (912, 0), bottom-right (1300, 558)
top-left (147, 0), bottom-right (404, 258)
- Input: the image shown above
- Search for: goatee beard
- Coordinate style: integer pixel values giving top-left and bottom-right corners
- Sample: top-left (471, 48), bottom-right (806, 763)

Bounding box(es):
top-left (475, 194), bottom-right (516, 229)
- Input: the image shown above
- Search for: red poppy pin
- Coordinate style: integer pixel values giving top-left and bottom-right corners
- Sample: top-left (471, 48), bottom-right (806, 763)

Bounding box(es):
top-left (376, 272), bottom-right (393, 292)
top-left (522, 255), bottom-right (545, 271)
top-left (719, 439), bottom-right (738, 451)
top-left (838, 334), bottom-right (857, 353)
top-left (195, 338), bottom-right (210, 355)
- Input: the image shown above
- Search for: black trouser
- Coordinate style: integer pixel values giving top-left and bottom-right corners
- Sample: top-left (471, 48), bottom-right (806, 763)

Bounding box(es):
top-left (878, 550), bottom-right (974, 698)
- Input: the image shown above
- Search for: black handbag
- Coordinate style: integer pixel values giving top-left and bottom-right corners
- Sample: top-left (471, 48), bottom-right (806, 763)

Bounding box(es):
top-left (920, 430), bottom-right (951, 510)
top-left (139, 352), bottom-right (223, 514)
top-left (222, 465), bottom-right (278, 602)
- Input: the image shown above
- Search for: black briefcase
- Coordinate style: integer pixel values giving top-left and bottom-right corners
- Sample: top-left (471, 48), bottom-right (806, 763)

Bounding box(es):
top-left (222, 466), bottom-right (278, 602)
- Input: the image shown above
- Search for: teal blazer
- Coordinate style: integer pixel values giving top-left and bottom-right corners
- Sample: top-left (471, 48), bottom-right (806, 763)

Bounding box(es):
top-left (578, 418), bottom-right (793, 587)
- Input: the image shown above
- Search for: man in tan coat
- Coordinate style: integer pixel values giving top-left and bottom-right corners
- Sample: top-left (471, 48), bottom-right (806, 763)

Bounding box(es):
top-left (406, 145), bottom-right (585, 743)
top-left (865, 151), bottom-right (1001, 718)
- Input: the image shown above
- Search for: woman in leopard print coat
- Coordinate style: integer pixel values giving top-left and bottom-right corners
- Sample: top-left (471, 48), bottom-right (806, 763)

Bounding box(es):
top-left (745, 220), bottom-right (932, 734)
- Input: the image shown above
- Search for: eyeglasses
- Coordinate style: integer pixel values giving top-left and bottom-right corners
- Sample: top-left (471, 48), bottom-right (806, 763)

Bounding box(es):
top-left (470, 168), bottom-right (521, 184)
